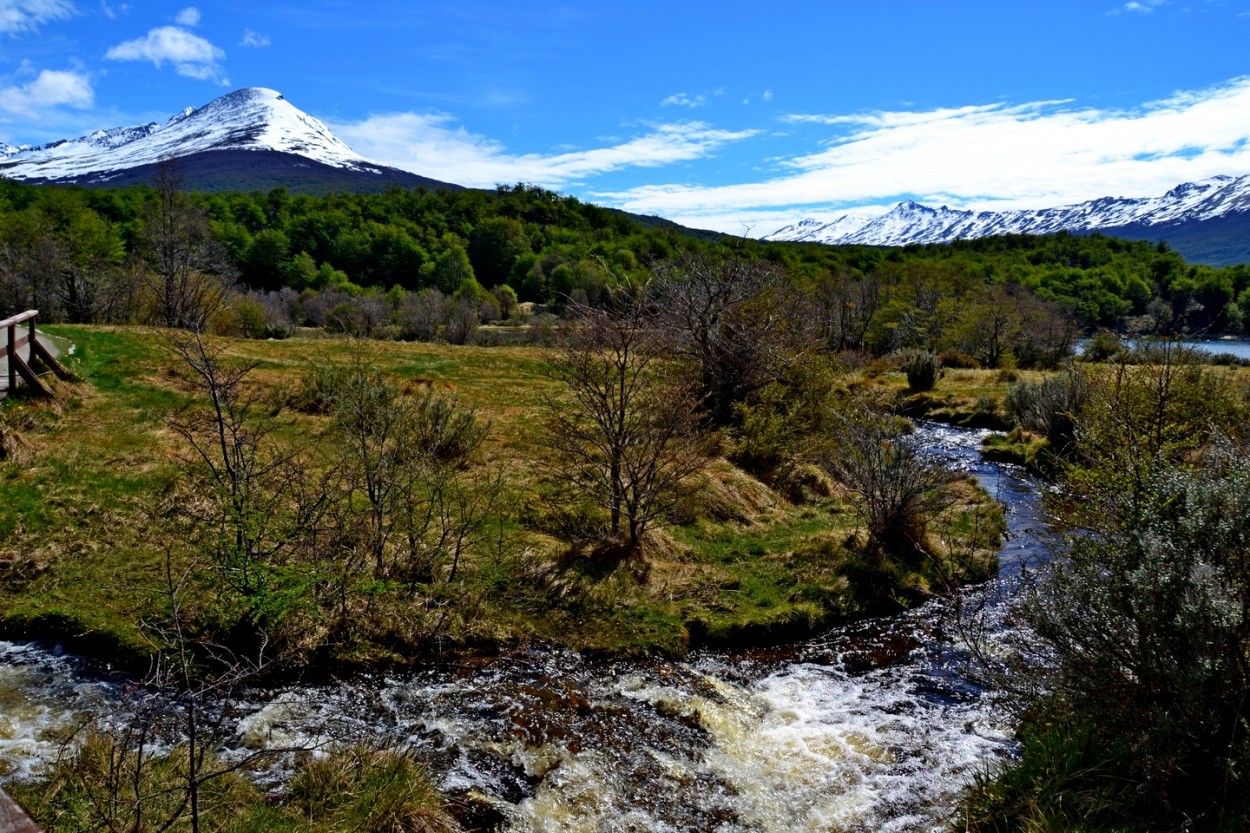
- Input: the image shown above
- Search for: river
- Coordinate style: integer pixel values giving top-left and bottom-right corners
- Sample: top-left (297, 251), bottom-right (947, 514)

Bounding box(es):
top-left (0, 424), bottom-right (1047, 832)
top-left (1076, 337), bottom-right (1250, 362)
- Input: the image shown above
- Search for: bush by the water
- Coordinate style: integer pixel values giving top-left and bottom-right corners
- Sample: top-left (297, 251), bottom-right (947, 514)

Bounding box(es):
top-left (895, 349), bottom-right (941, 392)
top-left (1004, 367), bottom-right (1090, 451)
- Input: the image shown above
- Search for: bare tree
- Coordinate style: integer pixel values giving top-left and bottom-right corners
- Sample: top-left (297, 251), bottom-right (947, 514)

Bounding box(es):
top-left (814, 267), bottom-right (881, 352)
top-left (440, 295), bottom-right (480, 344)
top-left (140, 161), bottom-right (235, 329)
top-left (165, 330), bottom-right (332, 636)
top-left (822, 406), bottom-right (957, 559)
top-left (544, 287), bottom-right (707, 552)
top-left (397, 288), bottom-right (444, 341)
top-left (653, 249), bottom-right (809, 425)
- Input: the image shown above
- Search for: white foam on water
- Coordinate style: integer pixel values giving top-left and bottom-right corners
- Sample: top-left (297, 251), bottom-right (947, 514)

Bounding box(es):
top-left (618, 663), bottom-right (1011, 833)
top-left (0, 642), bottom-right (118, 780)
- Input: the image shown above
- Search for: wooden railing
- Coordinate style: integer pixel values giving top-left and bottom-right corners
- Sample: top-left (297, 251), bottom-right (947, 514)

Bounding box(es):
top-left (0, 788), bottom-right (40, 833)
top-left (0, 310), bottom-right (70, 396)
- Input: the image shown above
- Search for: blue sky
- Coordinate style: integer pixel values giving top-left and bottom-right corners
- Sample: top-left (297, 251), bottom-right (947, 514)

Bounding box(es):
top-left (3, 0), bottom-right (1250, 233)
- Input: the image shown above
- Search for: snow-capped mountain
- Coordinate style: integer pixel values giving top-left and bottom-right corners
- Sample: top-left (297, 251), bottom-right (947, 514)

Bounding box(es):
top-left (0, 87), bottom-right (459, 193)
top-left (764, 213), bottom-right (875, 244)
top-left (763, 175), bottom-right (1250, 264)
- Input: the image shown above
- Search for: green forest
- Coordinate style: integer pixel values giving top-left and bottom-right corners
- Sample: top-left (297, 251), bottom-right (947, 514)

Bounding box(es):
top-left (5, 173), bottom-right (1250, 352)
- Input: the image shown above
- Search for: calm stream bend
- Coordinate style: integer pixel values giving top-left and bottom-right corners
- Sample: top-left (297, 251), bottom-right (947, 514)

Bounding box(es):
top-left (1, 424), bottom-right (1048, 832)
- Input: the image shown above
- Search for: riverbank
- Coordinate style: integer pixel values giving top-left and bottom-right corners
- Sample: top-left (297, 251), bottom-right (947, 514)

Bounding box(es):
top-left (0, 422), bottom-right (1035, 833)
top-left (0, 327), bottom-right (1006, 678)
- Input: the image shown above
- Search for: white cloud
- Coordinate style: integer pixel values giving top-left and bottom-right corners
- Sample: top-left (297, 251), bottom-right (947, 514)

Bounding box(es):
top-left (596, 76), bottom-right (1250, 233)
top-left (1111, 0), bottom-right (1167, 14)
top-left (329, 112), bottom-right (758, 188)
top-left (0, 0), bottom-right (75, 34)
top-left (99, 1), bottom-right (130, 20)
top-left (661, 92), bottom-right (706, 109)
top-left (0, 68), bottom-right (92, 116)
top-left (239, 28), bottom-right (269, 47)
top-left (105, 25), bottom-right (227, 84)
top-left (174, 6), bottom-right (199, 26)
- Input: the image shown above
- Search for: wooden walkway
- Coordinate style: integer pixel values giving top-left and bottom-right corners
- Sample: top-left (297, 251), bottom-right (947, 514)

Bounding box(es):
top-left (0, 789), bottom-right (39, 833)
top-left (0, 311), bottom-right (69, 399)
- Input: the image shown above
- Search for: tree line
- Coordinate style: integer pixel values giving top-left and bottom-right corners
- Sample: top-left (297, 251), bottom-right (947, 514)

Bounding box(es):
top-left (4, 171), bottom-right (1250, 346)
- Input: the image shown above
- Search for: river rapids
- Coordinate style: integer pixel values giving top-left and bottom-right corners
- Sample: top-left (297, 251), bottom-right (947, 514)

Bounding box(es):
top-left (0, 424), bottom-right (1048, 832)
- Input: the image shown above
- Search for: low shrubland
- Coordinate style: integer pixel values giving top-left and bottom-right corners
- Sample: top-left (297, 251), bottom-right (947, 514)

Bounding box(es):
top-left (960, 344), bottom-right (1250, 833)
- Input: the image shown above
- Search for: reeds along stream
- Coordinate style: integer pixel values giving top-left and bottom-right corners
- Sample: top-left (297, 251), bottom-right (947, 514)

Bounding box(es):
top-left (0, 424), bottom-right (1049, 832)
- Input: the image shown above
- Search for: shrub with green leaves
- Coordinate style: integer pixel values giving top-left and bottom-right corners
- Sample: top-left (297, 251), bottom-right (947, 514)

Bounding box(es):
top-left (987, 455), bottom-right (1250, 830)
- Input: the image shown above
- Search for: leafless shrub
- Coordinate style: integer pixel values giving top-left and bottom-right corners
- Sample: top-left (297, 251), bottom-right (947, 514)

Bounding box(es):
top-left (543, 286), bottom-right (709, 553)
top-left (822, 406), bottom-right (957, 559)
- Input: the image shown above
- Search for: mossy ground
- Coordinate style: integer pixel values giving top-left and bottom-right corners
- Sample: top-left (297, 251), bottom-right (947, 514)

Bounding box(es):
top-left (0, 326), bottom-right (1004, 667)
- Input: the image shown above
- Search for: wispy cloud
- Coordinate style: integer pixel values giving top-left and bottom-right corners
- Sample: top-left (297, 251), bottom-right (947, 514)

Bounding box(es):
top-left (329, 112), bottom-right (758, 188)
top-left (99, 1), bottom-right (129, 20)
top-left (105, 24), bottom-right (228, 84)
top-left (0, 0), bottom-right (75, 35)
top-left (239, 28), bottom-right (269, 47)
top-left (1110, 0), bottom-right (1167, 14)
top-left (661, 92), bottom-right (706, 109)
top-left (0, 67), bottom-right (92, 117)
top-left (596, 76), bottom-right (1250, 232)
top-left (173, 6), bottom-right (199, 26)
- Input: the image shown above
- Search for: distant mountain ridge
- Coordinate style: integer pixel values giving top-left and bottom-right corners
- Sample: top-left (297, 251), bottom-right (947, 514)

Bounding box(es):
top-left (0, 87), bottom-right (461, 194)
top-left (764, 175), bottom-right (1250, 265)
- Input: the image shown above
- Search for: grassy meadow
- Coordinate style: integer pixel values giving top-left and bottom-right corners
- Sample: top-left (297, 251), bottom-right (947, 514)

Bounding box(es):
top-left (0, 326), bottom-right (1006, 669)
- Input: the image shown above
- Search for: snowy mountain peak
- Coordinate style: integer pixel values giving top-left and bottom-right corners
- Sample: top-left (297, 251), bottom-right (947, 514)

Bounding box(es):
top-left (763, 174), bottom-right (1250, 252)
top-left (0, 87), bottom-right (379, 184)
top-left (765, 212), bottom-right (875, 244)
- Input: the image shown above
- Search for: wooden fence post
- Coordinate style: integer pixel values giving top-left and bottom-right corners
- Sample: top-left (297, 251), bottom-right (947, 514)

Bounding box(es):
top-left (0, 310), bottom-right (70, 397)
top-left (5, 319), bottom-right (14, 393)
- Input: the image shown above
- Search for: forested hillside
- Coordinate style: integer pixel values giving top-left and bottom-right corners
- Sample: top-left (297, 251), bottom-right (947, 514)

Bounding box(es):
top-left (4, 175), bottom-right (1250, 347)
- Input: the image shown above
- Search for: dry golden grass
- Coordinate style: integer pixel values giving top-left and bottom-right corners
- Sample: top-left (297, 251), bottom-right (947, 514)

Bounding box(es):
top-left (0, 325), bottom-right (1010, 661)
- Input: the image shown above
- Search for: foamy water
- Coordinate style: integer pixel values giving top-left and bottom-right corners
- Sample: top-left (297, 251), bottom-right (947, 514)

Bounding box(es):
top-left (0, 424), bottom-right (1044, 831)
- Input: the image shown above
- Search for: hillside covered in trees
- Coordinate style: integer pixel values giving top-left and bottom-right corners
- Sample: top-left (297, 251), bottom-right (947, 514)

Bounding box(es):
top-left (4, 175), bottom-right (1250, 353)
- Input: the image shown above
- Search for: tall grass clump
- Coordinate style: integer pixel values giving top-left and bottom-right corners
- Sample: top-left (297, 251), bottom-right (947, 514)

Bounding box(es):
top-left (1004, 366), bottom-right (1090, 452)
top-left (286, 747), bottom-right (460, 833)
top-left (895, 348), bottom-right (941, 392)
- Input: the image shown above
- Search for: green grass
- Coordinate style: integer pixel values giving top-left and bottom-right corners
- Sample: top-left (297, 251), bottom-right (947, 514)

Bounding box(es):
top-left (981, 428), bottom-right (1056, 474)
top-left (955, 707), bottom-right (1250, 833)
top-left (0, 326), bottom-right (1005, 667)
top-left (12, 738), bottom-right (461, 833)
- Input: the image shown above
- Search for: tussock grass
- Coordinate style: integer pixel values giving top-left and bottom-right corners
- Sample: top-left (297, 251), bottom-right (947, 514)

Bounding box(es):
top-left (285, 747), bottom-right (460, 833)
top-left (13, 737), bottom-right (461, 833)
top-left (0, 326), bottom-right (1007, 664)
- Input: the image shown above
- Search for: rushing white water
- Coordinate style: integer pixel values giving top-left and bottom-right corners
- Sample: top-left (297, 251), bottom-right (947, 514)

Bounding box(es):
top-left (0, 424), bottom-right (1047, 832)
top-left (0, 642), bottom-right (121, 780)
